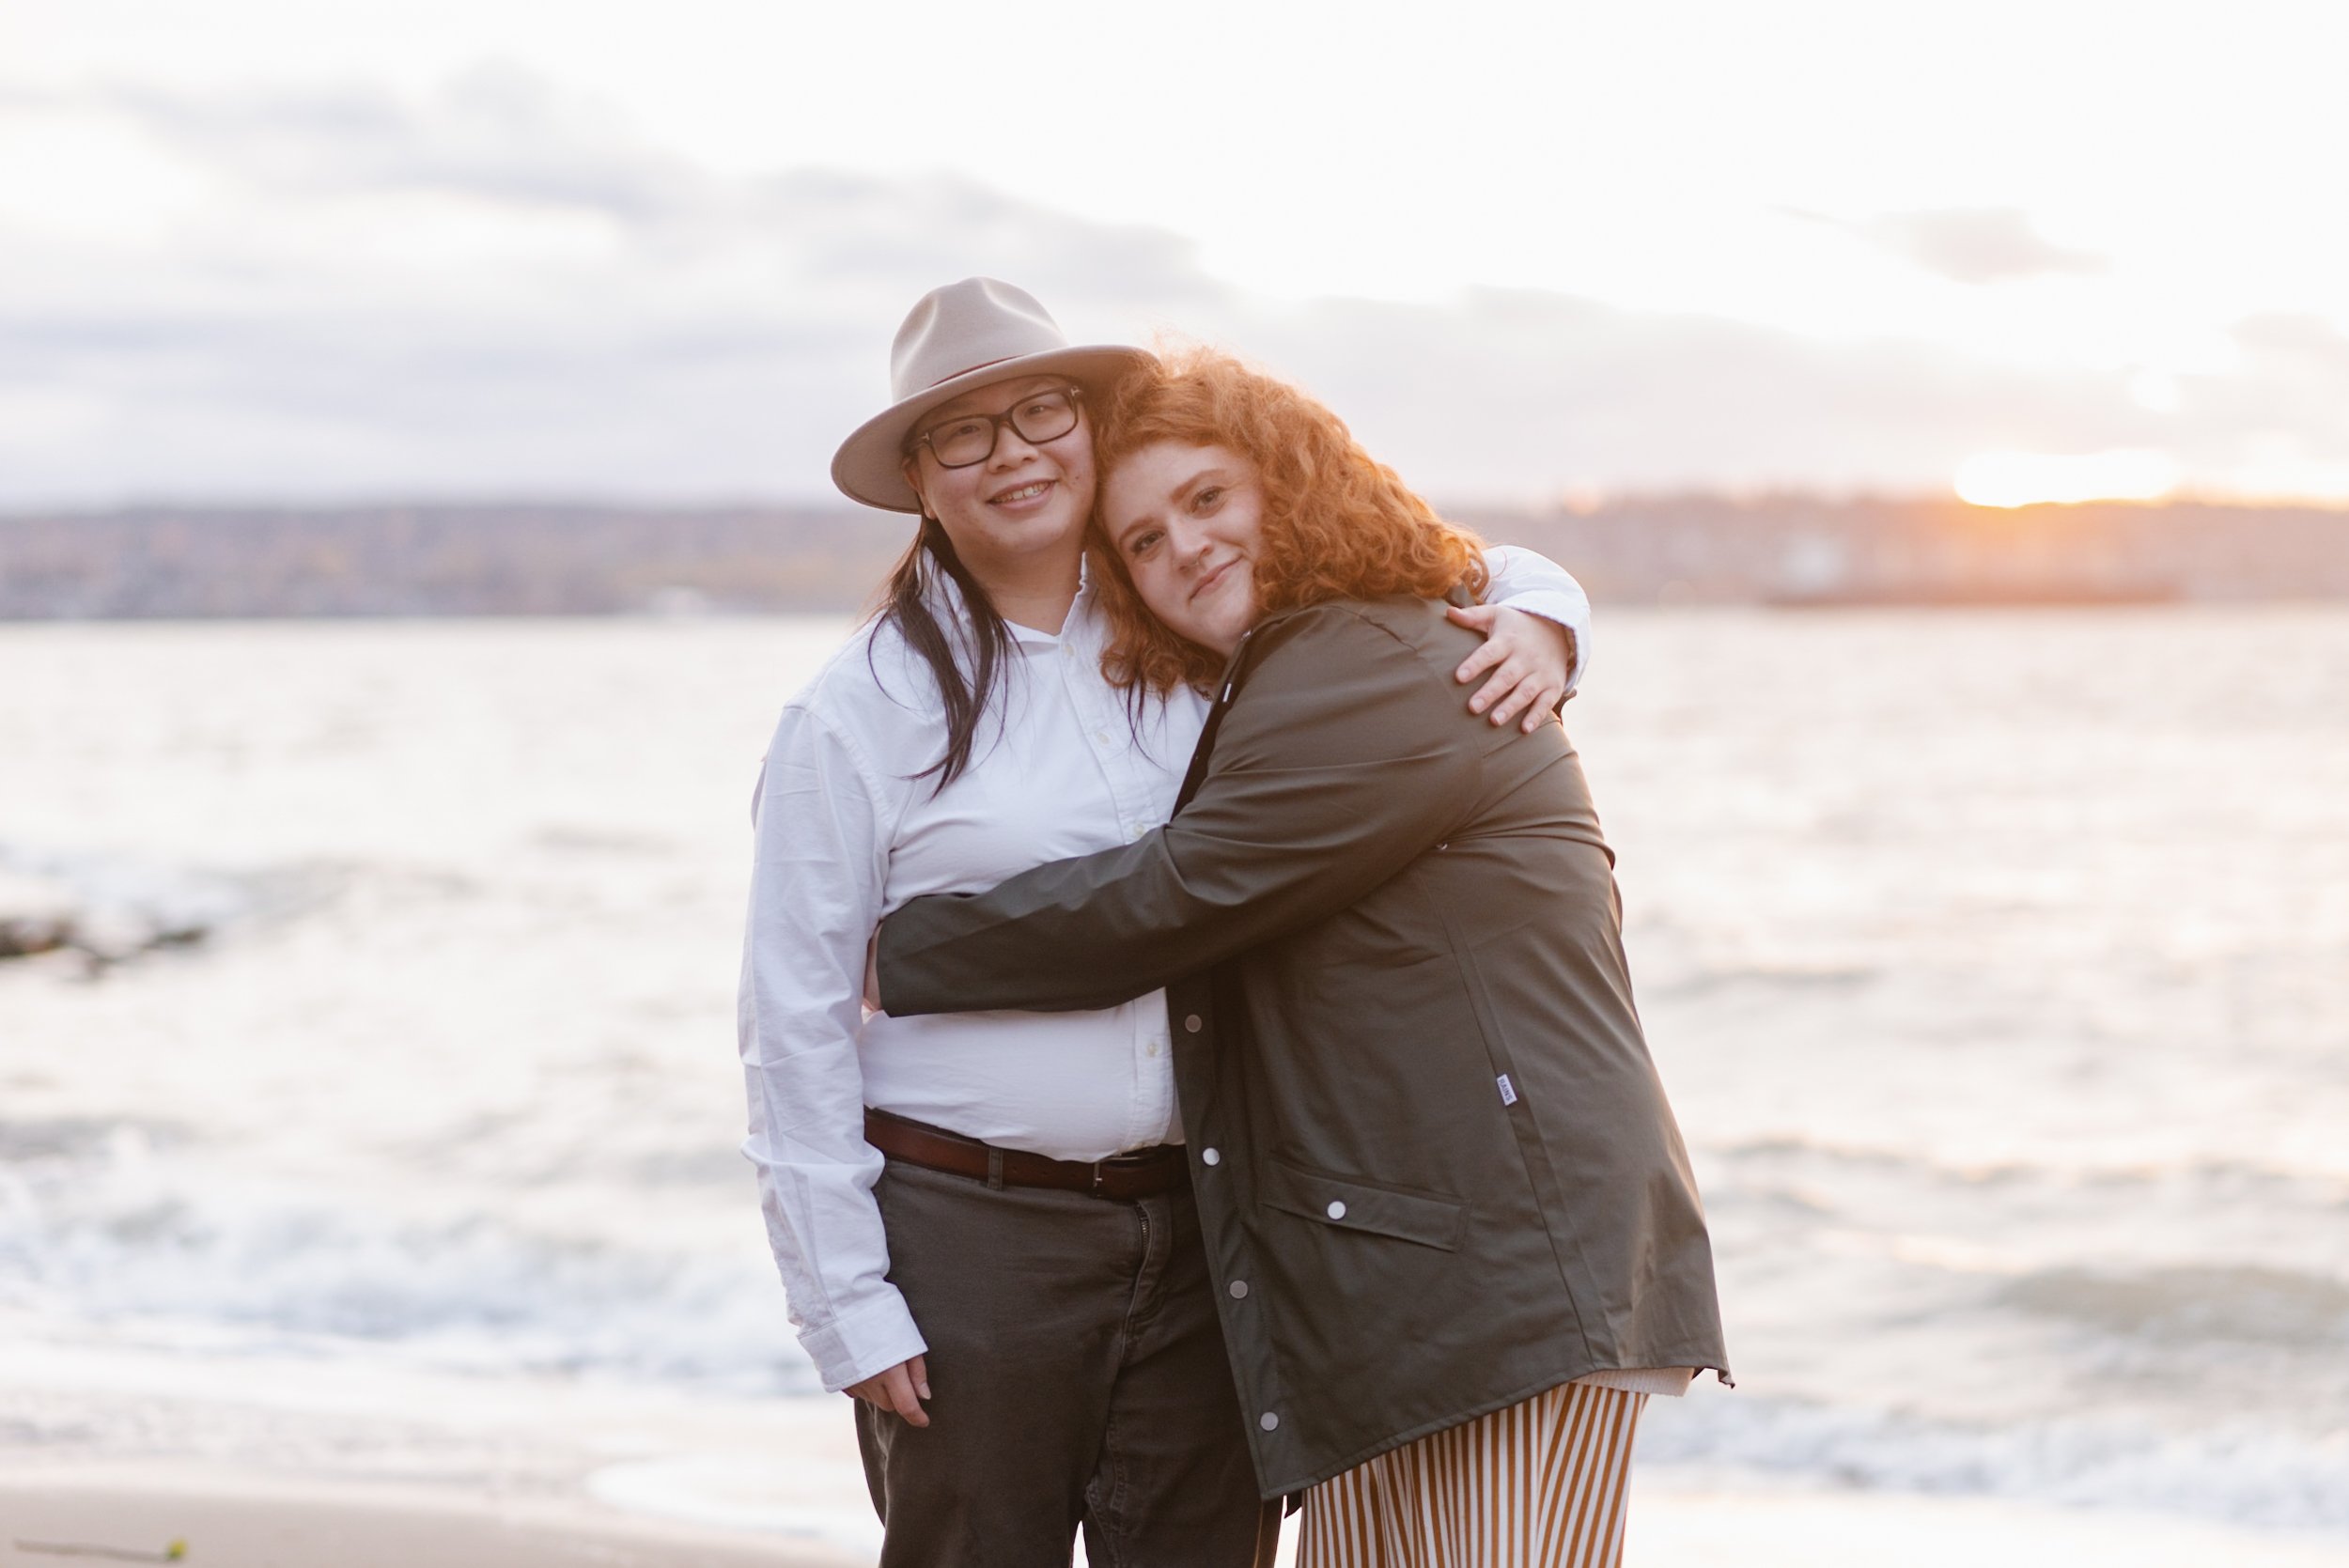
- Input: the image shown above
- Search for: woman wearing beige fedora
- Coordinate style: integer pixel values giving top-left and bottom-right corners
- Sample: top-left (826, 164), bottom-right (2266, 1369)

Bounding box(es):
top-left (738, 278), bottom-right (1595, 1567)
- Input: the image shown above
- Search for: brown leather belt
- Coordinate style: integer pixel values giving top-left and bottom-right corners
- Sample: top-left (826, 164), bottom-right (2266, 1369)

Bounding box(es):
top-left (863, 1107), bottom-right (1188, 1201)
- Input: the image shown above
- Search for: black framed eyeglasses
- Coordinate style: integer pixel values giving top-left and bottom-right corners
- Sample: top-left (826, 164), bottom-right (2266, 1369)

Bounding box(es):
top-left (908, 386), bottom-right (1083, 469)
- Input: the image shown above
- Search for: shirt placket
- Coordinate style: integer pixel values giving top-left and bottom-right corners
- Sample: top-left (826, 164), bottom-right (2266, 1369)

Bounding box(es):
top-left (1056, 632), bottom-right (1176, 1149)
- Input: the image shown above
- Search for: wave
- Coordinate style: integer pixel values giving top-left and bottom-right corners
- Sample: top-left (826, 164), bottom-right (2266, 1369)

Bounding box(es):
top-left (1645, 961), bottom-right (1880, 999)
top-left (1641, 1391), bottom-right (2349, 1535)
top-left (1701, 1135), bottom-right (2349, 1375)
top-left (8, 1113), bottom-right (2345, 1540)
top-left (1703, 1134), bottom-right (2349, 1218)
top-left (1997, 1264), bottom-right (2349, 1346)
top-left (0, 1119), bottom-right (815, 1394)
top-left (9, 1118), bottom-right (2344, 1376)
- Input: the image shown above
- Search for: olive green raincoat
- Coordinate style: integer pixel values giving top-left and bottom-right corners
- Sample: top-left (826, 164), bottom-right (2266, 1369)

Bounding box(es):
top-left (878, 595), bottom-right (1728, 1498)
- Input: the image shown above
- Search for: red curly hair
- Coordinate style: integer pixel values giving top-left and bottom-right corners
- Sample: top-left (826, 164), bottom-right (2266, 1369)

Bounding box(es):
top-left (1088, 346), bottom-right (1489, 693)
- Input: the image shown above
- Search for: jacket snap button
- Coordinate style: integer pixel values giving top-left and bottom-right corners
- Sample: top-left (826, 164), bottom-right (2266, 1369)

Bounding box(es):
top-left (1259, 1412), bottom-right (1279, 1432)
top-left (1326, 1201), bottom-right (1347, 1220)
top-left (1201, 1147), bottom-right (1221, 1166)
top-left (1229, 1280), bottom-right (1249, 1298)
top-left (1184, 1014), bottom-right (1203, 1032)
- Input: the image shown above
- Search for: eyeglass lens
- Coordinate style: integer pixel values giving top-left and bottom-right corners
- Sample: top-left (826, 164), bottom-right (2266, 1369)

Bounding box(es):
top-left (925, 389), bottom-right (1081, 468)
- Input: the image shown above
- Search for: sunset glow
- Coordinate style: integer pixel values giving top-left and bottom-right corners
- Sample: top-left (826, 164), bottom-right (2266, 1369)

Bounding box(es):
top-left (1954, 450), bottom-right (2183, 508)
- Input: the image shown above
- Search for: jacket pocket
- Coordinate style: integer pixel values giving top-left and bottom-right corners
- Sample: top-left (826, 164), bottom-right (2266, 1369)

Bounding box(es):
top-left (1261, 1157), bottom-right (1468, 1252)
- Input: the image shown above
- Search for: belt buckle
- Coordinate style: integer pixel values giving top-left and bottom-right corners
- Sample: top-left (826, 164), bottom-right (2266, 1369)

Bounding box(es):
top-left (1089, 1159), bottom-right (1110, 1198)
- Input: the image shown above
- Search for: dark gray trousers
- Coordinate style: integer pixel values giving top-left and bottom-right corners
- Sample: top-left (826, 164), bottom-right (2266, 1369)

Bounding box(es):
top-left (857, 1158), bottom-right (1280, 1568)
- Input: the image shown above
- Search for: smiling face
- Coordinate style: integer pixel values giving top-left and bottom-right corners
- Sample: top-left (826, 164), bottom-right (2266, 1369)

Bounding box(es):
top-left (900, 374), bottom-right (1097, 583)
top-left (1100, 441), bottom-right (1267, 657)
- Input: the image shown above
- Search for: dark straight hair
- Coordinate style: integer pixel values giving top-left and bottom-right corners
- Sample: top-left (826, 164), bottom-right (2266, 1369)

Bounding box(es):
top-left (869, 515), bottom-right (1019, 790)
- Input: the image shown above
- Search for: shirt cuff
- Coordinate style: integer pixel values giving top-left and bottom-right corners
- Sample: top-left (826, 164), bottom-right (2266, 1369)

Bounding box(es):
top-left (799, 1290), bottom-right (931, 1393)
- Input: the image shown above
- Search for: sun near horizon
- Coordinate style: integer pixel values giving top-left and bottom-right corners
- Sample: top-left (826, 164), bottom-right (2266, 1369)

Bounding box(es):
top-left (1953, 450), bottom-right (2184, 509)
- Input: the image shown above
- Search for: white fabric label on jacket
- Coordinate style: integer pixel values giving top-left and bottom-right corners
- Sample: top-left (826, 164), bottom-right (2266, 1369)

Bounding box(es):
top-left (1497, 1074), bottom-right (1518, 1106)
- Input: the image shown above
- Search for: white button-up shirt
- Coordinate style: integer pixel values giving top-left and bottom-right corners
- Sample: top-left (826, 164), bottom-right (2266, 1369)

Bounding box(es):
top-left (739, 549), bottom-right (1592, 1390)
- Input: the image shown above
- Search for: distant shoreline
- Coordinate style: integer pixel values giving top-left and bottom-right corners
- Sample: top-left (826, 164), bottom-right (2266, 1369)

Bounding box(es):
top-left (5, 497), bottom-right (2346, 617)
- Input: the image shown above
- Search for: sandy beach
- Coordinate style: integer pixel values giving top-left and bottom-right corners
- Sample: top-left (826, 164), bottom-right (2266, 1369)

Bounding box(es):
top-left (8, 1465), bottom-right (2348, 1568)
top-left (0, 1467), bottom-right (855, 1568)
top-left (5, 1338), bottom-right (2344, 1568)
top-left (0, 1341), bottom-right (888, 1564)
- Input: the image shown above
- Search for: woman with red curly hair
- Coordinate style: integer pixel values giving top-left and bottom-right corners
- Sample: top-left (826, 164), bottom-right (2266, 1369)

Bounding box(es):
top-left (877, 348), bottom-right (1729, 1567)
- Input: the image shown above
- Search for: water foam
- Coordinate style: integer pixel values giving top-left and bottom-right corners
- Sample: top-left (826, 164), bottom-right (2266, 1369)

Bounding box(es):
top-left (0, 1118), bottom-right (815, 1395)
top-left (1641, 1393), bottom-right (2349, 1534)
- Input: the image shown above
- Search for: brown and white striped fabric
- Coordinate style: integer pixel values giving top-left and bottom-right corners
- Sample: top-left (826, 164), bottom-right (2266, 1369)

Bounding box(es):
top-left (1295, 1382), bottom-right (1648, 1568)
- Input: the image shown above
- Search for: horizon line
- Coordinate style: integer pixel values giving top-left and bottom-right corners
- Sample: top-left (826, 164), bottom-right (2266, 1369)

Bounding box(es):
top-left (8, 489), bottom-right (2349, 519)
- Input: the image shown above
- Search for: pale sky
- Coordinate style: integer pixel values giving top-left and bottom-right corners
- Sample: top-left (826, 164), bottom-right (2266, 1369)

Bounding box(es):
top-left (6, 0), bottom-right (2347, 505)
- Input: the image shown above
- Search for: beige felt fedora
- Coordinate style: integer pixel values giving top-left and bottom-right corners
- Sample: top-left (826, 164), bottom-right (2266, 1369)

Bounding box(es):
top-left (831, 278), bottom-right (1152, 513)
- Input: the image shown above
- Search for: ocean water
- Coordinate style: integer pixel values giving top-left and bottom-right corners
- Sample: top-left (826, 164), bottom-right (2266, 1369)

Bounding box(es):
top-left (1, 611), bottom-right (2345, 1544)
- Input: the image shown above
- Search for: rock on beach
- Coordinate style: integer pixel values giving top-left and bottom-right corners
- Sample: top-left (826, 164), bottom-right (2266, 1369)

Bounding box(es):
top-left (0, 860), bottom-right (232, 969)
top-left (0, 867), bottom-right (78, 958)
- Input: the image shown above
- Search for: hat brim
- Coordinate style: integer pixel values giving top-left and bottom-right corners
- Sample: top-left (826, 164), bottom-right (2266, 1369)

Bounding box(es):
top-left (830, 344), bottom-right (1156, 514)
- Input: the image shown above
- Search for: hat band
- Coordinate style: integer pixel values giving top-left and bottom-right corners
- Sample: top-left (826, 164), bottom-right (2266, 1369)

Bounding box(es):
top-left (922, 350), bottom-right (1025, 393)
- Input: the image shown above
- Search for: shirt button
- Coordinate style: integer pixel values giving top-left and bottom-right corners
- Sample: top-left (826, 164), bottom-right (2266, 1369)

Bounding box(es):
top-left (1229, 1280), bottom-right (1249, 1299)
top-left (1184, 1014), bottom-right (1203, 1033)
top-left (1259, 1412), bottom-right (1280, 1432)
top-left (1326, 1201), bottom-right (1347, 1220)
top-left (1200, 1147), bottom-right (1221, 1166)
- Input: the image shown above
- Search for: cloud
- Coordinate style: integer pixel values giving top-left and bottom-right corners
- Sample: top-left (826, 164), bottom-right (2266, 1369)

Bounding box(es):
top-left (0, 71), bottom-right (2342, 505)
top-left (100, 64), bottom-right (699, 225)
top-left (2232, 312), bottom-right (2349, 373)
top-left (2141, 315), bottom-right (2349, 494)
top-left (1195, 289), bottom-right (2155, 500)
top-left (0, 71), bottom-right (1239, 502)
top-left (1797, 205), bottom-right (2109, 285)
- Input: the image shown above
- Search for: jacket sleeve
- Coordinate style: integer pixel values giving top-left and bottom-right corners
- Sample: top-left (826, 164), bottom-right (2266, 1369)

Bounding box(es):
top-left (738, 705), bottom-right (928, 1390)
top-left (877, 605), bottom-right (1486, 1017)
top-left (1482, 543), bottom-right (1595, 694)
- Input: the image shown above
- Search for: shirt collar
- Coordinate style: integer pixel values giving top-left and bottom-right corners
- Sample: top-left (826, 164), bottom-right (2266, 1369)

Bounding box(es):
top-left (912, 553), bottom-right (1088, 653)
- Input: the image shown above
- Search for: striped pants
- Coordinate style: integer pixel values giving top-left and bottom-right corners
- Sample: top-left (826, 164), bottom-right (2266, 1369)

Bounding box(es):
top-left (1295, 1382), bottom-right (1647, 1568)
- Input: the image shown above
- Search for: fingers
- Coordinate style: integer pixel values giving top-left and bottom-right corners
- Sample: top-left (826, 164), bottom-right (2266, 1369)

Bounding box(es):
top-left (1518, 679), bottom-right (1565, 731)
top-left (1454, 641), bottom-right (1505, 689)
top-left (1449, 603), bottom-right (1502, 688)
top-left (1485, 668), bottom-right (1533, 727)
top-left (1456, 604), bottom-right (1567, 727)
top-left (881, 1363), bottom-right (930, 1427)
top-left (1475, 662), bottom-right (1571, 729)
top-left (844, 1358), bottom-right (932, 1427)
top-left (1470, 660), bottom-right (1529, 718)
